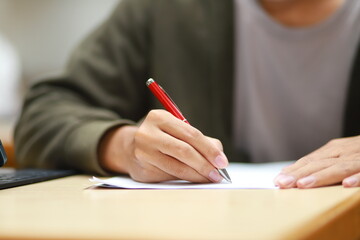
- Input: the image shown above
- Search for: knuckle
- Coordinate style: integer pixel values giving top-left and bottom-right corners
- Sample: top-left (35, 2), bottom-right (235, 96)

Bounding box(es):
top-left (147, 109), bottom-right (165, 122)
top-left (147, 109), bottom-right (160, 118)
top-left (327, 138), bottom-right (342, 146)
top-left (134, 124), bottom-right (151, 142)
top-left (134, 127), bottom-right (156, 146)
top-left (175, 144), bottom-right (193, 159)
top-left (133, 148), bottom-right (144, 160)
top-left (186, 127), bottom-right (203, 141)
top-left (133, 130), bottom-right (144, 143)
top-left (298, 156), bottom-right (313, 164)
top-left (205, 137), bottom-right (224, 158)
top-left (337, 162), bottom-right (353, 176)
top-left (213, 139), bottom-right (223, 149)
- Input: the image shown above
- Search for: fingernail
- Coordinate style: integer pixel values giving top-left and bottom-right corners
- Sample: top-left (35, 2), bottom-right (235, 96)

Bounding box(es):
top-left (343, 177), bottom-right (358, 187)
top-left (277, 175), bottom-right (295, 187)
top-left (209, 169), bottom-right (223, 182)
top-left (214, 152), bottom-right (228, 169)
top-left (298, 176), bottom-right (316, 188)
top-left (273, 174), bottom-right (283, 186)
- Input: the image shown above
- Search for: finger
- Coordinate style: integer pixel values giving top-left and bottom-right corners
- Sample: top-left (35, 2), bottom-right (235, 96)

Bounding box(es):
top-left (343, 173), bottom-right (360, 188)
top-left (134, 146), bottom-right (216, 183)
top-left (296, 160), bottom-right (360, 189)
top-left (275, 158), bottom-right (338, 189)
top-left (273, 162), bottom-right (295, 186)
top-left (135, 113), bottom-right (222, 182)
top-left (205, 136), bottom-right (224, 151)
top-left (150, 150), bottom-right (218, 183)
top-left (156, 132), bottom-right (222, 182)
top-left (279, 143), bottom-right (341, 175)
top-left (129, 157), bottom-right (177, 183)
top-left (154, 111), bottom-right (228, 169)
top-left (274, 157), bottom-right (316, 185)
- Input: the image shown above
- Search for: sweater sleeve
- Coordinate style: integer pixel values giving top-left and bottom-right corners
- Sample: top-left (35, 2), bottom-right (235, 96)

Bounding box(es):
top-left (14, 0), bottom-right (152, 175)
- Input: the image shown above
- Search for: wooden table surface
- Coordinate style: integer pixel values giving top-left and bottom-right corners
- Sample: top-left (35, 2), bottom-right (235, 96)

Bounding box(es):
top-left (0, 175), bottom-right (359, 240)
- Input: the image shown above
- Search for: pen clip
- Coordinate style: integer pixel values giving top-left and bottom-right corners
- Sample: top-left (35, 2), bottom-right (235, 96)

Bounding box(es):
top-left (158, 85), bottom-right (183, 113)
top-left (147, 78), bottom-right (189, 124)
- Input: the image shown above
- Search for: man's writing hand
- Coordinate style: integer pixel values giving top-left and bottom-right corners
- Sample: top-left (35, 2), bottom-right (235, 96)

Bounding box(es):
top-left (99, 110), bottom-right (228, 183)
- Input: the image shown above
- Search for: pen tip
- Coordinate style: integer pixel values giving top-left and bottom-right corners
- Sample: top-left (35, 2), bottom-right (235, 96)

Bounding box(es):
top-left (218, 169), bottom-right (232, 183)
top-left (225, 177), bottom-right (232, 184)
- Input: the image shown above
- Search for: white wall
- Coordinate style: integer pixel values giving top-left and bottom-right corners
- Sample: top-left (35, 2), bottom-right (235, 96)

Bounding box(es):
top-left (0, 0), bottom-right (119, 121)
top-left (0, 0), bottom-right (119, 85)
top-left (0, 34), bottom-right (20, 117)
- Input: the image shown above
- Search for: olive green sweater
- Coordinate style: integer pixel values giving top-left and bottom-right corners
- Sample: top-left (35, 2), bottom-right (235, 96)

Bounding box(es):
top-left (14, 0), bottom-right (360, 175)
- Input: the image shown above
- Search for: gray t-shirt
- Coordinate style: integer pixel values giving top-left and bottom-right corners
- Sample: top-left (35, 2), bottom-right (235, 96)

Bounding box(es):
top-left (233, 0), bottom-right (360, 162)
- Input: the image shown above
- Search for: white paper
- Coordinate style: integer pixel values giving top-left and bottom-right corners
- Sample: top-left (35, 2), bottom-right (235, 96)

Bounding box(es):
top-left (90, 161), bottom-right (294, 189)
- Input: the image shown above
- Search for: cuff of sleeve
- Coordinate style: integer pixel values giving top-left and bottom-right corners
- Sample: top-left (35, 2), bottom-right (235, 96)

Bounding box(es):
top-left (64, 119), bottom-right (135, 176)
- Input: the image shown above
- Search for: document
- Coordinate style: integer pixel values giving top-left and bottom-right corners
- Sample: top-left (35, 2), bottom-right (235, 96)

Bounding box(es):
top-left (90, 161), bottom-right (293, 189)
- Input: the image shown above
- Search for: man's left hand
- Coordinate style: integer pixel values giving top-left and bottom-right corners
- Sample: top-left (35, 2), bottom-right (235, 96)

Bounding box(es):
top-left (274, 136), bottom-right (360, 189)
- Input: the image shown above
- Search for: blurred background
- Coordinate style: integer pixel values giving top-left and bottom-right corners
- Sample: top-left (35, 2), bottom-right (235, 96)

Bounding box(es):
top-left (0, 0), bottom-right (119, 165)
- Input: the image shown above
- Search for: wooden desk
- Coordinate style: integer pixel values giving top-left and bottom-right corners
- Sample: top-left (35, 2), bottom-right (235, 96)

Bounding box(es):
top-left (0, 176), bottom-right (359, 240)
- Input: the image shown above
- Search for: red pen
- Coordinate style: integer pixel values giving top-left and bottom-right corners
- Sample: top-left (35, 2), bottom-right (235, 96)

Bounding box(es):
top-left (146, 78), bottom-right (232, 183)
top-left (146, 78), bottom-right (189, 124)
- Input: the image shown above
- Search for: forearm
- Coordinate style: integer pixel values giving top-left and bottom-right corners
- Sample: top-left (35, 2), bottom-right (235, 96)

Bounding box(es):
top-left (14, 81), bottom-right (135, 175)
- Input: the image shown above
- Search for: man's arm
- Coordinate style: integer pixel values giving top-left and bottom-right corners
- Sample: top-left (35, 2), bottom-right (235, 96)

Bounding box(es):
top-left (15, 0), bottom-right (229, 182)
top-left (14, 0), bottom-right (152, 175)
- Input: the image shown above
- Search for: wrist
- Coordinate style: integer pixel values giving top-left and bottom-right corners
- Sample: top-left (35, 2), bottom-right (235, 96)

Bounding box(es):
top-left (98, 125), bottom-right (138, 174)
